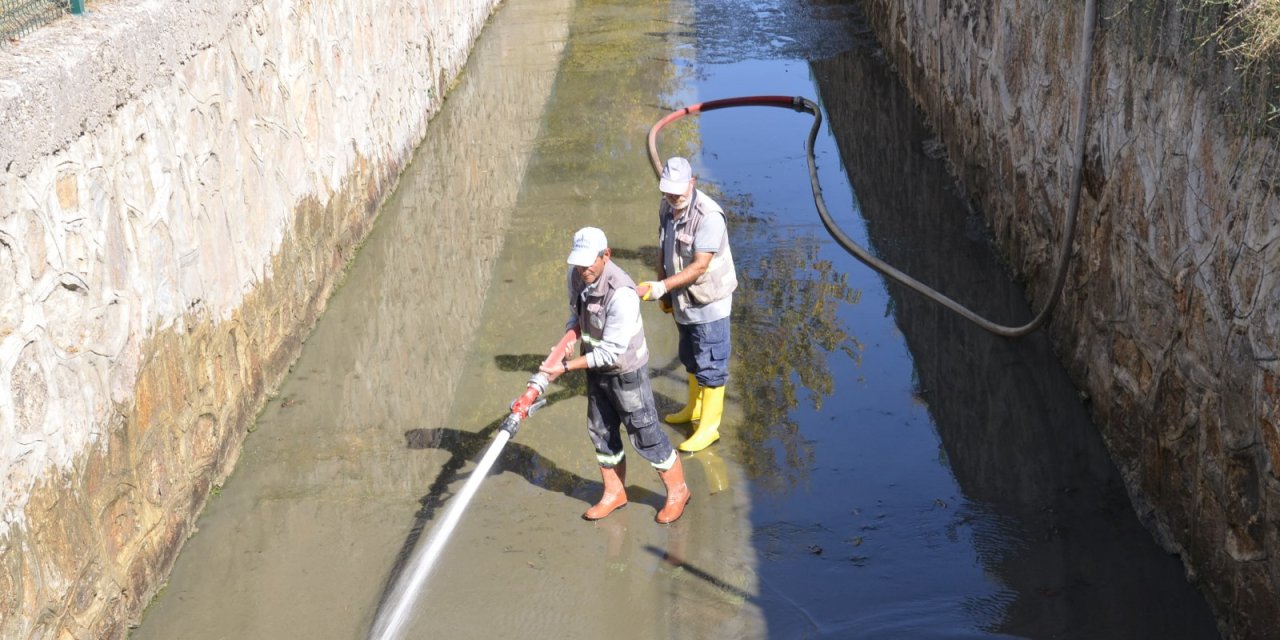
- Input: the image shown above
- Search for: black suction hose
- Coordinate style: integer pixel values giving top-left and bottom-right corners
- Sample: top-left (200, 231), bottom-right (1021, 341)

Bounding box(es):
top-left (647, 0), bottom-right (1097, 338)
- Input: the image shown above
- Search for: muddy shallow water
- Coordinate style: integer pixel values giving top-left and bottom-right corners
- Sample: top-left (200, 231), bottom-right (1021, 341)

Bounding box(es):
top-left (133, 1), bottom-right (1220, 639)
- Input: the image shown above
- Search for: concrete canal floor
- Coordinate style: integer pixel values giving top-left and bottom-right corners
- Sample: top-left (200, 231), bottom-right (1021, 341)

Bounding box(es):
top-left (132, 0), bottom-right (1222, 638)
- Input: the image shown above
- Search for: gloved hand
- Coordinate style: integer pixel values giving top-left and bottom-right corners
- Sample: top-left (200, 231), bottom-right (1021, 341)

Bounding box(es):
top-left (659, 297), bottom-right (673, 314)
top-left (637, 280), bottom-right (667, 301)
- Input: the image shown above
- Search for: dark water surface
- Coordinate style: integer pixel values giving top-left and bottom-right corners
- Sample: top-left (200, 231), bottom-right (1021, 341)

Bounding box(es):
top-left (133, 0), bottom-right (1221, 638)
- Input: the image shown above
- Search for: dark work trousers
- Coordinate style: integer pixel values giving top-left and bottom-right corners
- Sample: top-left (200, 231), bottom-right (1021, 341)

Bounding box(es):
top-left (586, 367), bottom-right (673, 467)
top-left (677, 316), bottom-right (731, 387)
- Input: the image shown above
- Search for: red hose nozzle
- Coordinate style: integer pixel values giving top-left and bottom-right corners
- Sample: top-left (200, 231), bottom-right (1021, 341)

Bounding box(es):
top-left (501, 328), bottom-right (580, 436)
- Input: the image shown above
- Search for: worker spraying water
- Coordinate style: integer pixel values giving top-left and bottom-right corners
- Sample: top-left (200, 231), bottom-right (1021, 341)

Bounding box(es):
top-left (367, 227), bottom-right (689, 640)
top-left (540, 226), bottom-right (690, 523)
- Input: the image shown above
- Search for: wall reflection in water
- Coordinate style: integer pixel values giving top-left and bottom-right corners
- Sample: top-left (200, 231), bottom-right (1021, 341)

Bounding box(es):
top-left (810, 38), bottom-right (1220, 640)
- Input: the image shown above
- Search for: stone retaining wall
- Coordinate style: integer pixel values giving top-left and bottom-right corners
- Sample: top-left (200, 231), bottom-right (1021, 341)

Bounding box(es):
top-left (860, 1), bottom-right (1280, 637)
top-left (0, 0), bottom-right (500, 636)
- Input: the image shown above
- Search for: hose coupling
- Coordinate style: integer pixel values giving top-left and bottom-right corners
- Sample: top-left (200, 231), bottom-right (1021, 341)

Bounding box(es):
top-left (527, 372), bottom-right (550, 395)
top-left (500, 413), bottom-right (523, 437)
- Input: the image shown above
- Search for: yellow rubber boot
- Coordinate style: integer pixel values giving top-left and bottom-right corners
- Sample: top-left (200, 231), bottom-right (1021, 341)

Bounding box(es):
top-left (678, 386), bottom-right (724, 452)
top-left (664, 373), bottom-right (702, 424)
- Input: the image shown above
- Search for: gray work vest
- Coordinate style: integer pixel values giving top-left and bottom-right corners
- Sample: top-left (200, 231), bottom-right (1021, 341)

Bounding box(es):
top-left (659, 189), bottom-right (738, 312)
top-left (570, 260), bottom-right (649, 375)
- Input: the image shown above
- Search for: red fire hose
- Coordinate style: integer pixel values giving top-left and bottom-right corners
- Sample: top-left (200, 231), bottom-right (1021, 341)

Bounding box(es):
top-left (646, 95), bottom-right (812, 177)
top-left (500, 328), bottom-right (580, 436)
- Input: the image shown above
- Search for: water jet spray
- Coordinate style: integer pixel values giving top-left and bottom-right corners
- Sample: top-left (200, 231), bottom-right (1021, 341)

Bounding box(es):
top-left (367, 330), bottom-right (579, 640)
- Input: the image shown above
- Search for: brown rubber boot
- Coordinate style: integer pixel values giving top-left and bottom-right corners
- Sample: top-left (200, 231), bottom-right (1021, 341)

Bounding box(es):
top-left (655, 456), bottom-right (691, 524)
top-left (583, 460), bottom-right (628, 520)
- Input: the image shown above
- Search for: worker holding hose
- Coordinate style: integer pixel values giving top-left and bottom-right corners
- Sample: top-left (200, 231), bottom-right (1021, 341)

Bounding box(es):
top-left (538, 227), bottom-right (691, 524)
top-left (637, 157), bottom-right (737, 453)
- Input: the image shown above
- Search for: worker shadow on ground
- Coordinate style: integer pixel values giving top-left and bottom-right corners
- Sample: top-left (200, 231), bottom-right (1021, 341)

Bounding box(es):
top-left (379, 378), bottom-right (669, 614)
top-left (400, 390), bottom-right (642, 528)
top-left (377, 403), bottom-right (591, 615)
top-left (373, 353), bottom-right (749, 623)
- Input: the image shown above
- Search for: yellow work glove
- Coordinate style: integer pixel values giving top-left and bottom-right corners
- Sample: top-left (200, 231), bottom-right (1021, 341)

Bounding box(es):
top-left (637, 281), bottom-right (667, 301)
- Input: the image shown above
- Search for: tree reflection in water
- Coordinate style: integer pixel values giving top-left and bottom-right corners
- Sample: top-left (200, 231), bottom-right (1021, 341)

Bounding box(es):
top-left (723, 196), bottom-right (863, 493)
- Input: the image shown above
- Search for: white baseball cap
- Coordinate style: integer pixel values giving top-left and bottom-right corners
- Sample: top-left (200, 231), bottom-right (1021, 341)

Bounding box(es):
top-left (567, 227), bottom-right (609, 266)
top-left (658, 157), bottom-right (693, 195)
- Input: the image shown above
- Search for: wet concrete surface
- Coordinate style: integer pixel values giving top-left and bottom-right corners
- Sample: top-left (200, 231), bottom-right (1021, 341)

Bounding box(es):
top-left (133, 0), bottom-right (1221, 638)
